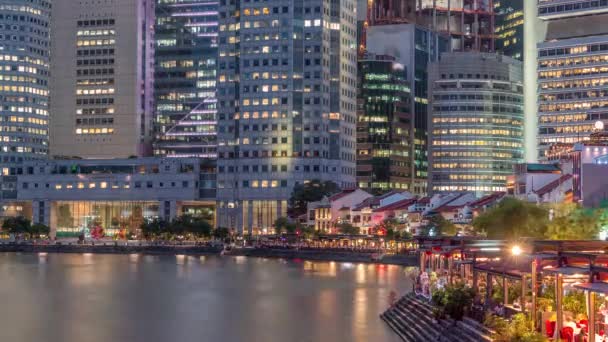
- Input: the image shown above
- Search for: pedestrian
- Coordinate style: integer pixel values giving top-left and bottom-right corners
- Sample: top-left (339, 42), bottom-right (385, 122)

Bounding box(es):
top-left (388, 290), bottom-right (397, 307)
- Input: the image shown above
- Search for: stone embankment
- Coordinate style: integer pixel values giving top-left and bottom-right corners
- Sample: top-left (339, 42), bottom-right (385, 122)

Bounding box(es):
top-left (0, 243), bottom-right (223, 255)
top-left (0, 243), bottom-right (419, 265)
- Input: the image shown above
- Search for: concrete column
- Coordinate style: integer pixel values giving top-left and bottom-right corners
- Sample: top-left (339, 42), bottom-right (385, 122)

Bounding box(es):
top-left (170, 201), bottom-right (178, 220)
top-left (247, 200), bottom-right (253, 236)
top-left (277, 200), bottom-right (283, 219)
top-left (31, 201), bottom-right (42, 224)
top-left (49, 201), bottom-right (57, 239)
top-left (160, 201), bottom-right (170, 221)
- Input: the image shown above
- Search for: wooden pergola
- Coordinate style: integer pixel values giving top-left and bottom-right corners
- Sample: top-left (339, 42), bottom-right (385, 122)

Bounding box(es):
top-left (415, 238), bottom-right (608, 342)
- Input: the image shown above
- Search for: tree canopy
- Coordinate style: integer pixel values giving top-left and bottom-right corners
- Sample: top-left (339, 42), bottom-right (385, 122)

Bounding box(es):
top-left (141, 217), bottom-right (170, 238)
top-left (545, 203), bottom-right (601, 240)
top-left (140, 215), bottom-right (212, 239)
top-left (1, 216), bottom-right (31, 234)
top-left (472, 198), bottom-right (549, 239)
top-left (336, 222), bottom-right (359, 235)
top-left (30, 223), bottom-right (50, 237)
top-left (422, 215), bottom-right (458, 237)
top-left (1, 217), bottom-right (50, 238)
top-left (472, 198), bottom-right (608, 240)
top-left (274, 217), bottom-right (297, 234)
top-left (288, 180), bottom-right (339, 218)
top-left (213, 227), bottom-right (231, 240)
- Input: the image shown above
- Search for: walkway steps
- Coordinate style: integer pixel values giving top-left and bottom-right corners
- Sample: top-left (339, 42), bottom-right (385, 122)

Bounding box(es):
top-left (381, 293), bottom-right (494, 342)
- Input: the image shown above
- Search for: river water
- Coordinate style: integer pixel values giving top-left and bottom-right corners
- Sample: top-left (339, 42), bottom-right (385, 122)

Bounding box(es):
top-left (0, 253), bottom-right (413, 342)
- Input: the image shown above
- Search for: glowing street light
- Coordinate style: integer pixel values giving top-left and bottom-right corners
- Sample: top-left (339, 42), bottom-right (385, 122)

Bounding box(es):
top-left (511, 245), bottom-right (522, 256)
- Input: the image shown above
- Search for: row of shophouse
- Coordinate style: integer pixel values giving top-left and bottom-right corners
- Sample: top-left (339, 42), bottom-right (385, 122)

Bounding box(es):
top-left (306, 134), bottom-right (608, 234)
top-left (306, 189), bottom-right (507, 235)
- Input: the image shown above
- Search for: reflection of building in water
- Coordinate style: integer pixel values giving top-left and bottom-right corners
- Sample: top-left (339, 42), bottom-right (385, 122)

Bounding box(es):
top-left (12, 157), bottom-right (216, 237)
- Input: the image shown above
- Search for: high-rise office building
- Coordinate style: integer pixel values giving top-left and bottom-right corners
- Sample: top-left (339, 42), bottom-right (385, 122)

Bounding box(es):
top-left (356, 54), bottom-right (411, 194)
top-left (0, 0), bottom-right (51, 207)
top-left (215, 0), bottom-right (358, 233)
top-left (366, 23), bottom-right (448, 195)
top-left (49, 0), bottom-right (155, 159)
top-left (494, 0), bottom-right (523, 60)
top-left (153, 0), bottom-right (218, 158)
top-left (428, 52), bottom-right (524, 195)
top-left (536, 0), bottom-right (608, 158)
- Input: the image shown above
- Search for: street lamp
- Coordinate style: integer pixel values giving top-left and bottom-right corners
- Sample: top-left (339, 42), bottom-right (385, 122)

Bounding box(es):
top-left (511, 245), bottom-right (522, 256)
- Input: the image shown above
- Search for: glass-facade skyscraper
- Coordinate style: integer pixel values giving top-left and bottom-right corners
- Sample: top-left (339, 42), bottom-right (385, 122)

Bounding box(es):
top-left (428, 52), bottom-right (524, 195)
top-left (366, 23), bottom-right (448, 195)
top-left (494, 0), bottom-right (523, 60)
top-left (154, 0), bottom-right (219, 158)
top-left (0, 0), bottom-right (50, 205)
top-left (356, 54), bottom-right (411, 194)
top-left (536, 0), bottom-right (608, 157)
top-left (216, 0), bottom-right (358, 233)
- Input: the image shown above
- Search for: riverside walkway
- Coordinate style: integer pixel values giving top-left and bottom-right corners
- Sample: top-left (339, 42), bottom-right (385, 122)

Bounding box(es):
top-left (0, 241), bottom-right (418, 265)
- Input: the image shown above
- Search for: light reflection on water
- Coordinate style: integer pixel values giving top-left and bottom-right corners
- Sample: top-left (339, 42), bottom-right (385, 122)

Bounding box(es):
top-left (0, 253), bottom-right (411, 342)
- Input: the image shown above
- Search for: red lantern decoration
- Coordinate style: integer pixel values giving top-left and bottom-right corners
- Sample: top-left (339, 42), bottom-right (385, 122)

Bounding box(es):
top-left (425, 251), bottom-right (432, 256)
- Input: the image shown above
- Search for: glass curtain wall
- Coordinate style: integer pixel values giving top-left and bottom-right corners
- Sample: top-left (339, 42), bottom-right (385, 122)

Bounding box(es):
top-left (54, 201), bottom-right (159, 237)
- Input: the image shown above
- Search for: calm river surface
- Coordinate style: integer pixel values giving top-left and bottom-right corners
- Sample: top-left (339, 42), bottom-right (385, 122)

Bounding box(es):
top-left (0, 253), bottom-right (413, 342)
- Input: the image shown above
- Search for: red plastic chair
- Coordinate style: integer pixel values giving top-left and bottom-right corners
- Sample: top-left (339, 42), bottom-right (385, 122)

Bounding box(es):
top-left (546, 320), bottom-right (556, 338)
top-left (561, 326), bottom-right (574, 342)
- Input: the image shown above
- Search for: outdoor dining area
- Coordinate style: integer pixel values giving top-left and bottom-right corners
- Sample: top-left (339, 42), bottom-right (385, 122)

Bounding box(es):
top-left (416, 238), bottom-right (608, 342)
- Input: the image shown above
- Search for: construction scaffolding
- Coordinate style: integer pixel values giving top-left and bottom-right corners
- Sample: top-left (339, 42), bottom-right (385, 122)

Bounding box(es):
top-left (361, 0), bottom-right (495, 54)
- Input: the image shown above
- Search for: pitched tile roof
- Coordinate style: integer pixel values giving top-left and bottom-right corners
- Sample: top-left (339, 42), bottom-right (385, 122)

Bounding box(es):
top-left (329, 189), bottom-right (356, 201)
top-left (468, 192), bottom-right (505, 208)
top-left (373, 198), bottom-right (417, 212)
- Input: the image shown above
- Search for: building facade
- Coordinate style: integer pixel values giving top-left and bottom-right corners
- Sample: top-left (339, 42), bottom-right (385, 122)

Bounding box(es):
top-left (356, 54), bottom-right (413, 194)
top-left (428, 52), bottom-right (524, 195)
top-left (415, 0), bottom-right (495, 52)
top-left (0, 0), bottom-right (51, 216)
top-left (215, 0), bottom-right (358, 233)
top-left (49, 0), bottom-right (155, 159)
top-left (16, 157), bottom-right (216, 237)
top-left (536, 0), bottom-right (608, 158)
top-left (366, 0), bottom-right (495, 53)
top-left (366, 23), bottom-right (448, 194)
top-left (153, 0), bottom-right (218, 158)
top-left (494, 0), bottom-right (523, 60)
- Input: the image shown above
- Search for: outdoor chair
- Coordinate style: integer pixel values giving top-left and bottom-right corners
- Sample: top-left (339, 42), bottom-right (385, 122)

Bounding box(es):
top-left (546, 320), bottom-right (556, 338)
top-left (561, 326), bottom-right (574, 341)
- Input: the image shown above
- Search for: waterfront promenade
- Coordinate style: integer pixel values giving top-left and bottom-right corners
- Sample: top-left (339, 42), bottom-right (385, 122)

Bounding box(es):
top-left (0, 240), bottom-right (418, 266)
